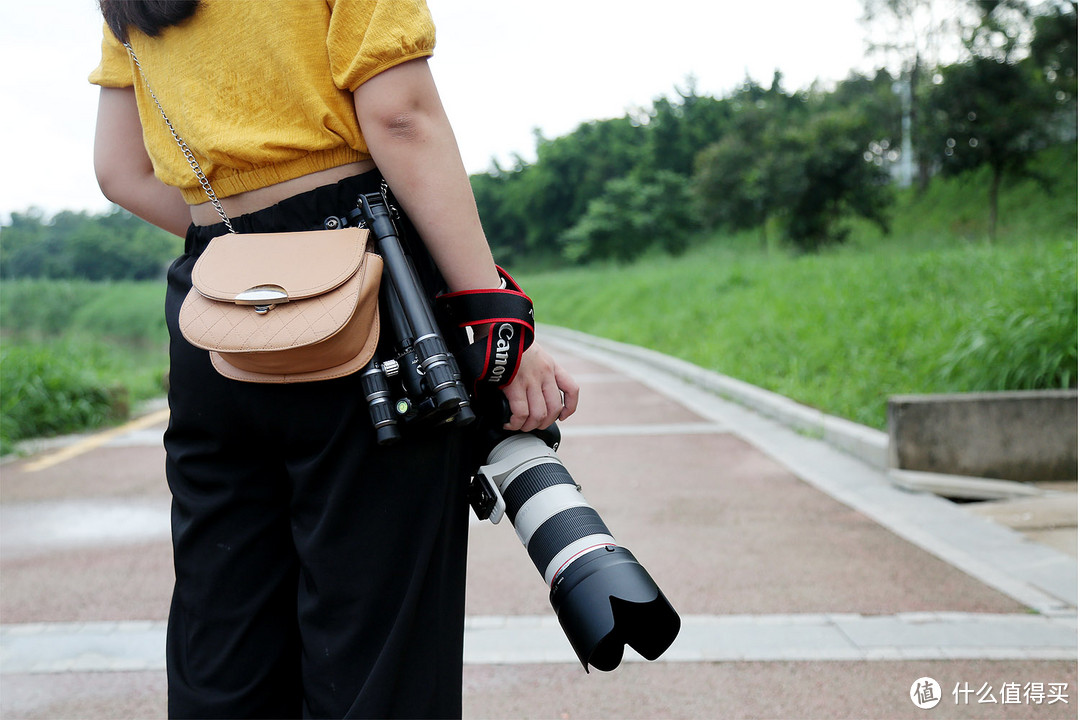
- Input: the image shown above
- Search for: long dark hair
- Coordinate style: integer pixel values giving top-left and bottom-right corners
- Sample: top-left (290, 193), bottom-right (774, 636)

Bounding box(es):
top-left (99, 0), bottom-right (200, 42)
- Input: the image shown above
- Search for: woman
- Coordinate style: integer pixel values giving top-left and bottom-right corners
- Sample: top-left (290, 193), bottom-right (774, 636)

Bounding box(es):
top-left (90, 1), bottom-right (579, 717)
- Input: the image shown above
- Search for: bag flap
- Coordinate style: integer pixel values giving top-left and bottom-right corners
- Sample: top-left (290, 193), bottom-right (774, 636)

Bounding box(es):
top-left (179, 251), bottom-right (383, 354)
top-left (191, 227), bottom-right (370, 302)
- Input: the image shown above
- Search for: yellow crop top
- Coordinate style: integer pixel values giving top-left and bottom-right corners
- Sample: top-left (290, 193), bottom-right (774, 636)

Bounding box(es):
top-left (89, 0), bottom-right (435, 204)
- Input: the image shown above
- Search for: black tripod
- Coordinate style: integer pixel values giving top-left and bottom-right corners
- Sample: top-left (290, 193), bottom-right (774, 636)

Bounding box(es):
top-left (355, 190), bottom-right (474, 445)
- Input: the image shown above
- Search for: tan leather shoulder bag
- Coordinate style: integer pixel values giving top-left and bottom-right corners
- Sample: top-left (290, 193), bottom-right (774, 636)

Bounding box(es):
top-left (178, 228), bottom-right (383, 383)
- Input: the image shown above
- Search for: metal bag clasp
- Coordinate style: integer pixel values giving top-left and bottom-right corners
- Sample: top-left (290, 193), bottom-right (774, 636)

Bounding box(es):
top-left (235, 285), bottom-right (288, 314)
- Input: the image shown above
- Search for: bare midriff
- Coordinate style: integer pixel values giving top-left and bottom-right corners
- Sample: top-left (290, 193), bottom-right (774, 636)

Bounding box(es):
top-left (189, 160), bottom-right (377, 227)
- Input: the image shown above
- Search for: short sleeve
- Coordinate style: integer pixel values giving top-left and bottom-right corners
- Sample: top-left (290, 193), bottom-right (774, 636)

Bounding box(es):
top-left (326, 0), bottom-right (436, 92)
top-left (88, 23), bottom-right (134, 88)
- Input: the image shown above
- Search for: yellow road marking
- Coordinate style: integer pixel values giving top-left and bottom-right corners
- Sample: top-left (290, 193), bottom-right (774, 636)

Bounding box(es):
top-left (22, 408), bottom-right (171, 473)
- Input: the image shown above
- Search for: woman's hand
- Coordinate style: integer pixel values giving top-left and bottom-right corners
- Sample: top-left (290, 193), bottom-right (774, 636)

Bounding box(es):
top-left (501, 342), bottom-right (579, 432)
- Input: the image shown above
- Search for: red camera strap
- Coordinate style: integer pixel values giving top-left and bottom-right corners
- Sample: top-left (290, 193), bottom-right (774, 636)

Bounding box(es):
top-left (436, 266), bottom-right (535, 393)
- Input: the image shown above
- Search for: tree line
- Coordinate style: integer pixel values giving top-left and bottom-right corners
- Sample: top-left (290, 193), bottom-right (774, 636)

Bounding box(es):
top-left (1, 207), bottom-right (181, 281)
top-left (473, 0), bottom-right (1076, 262)
top-left (0, 0), bottom-right (1074, 281)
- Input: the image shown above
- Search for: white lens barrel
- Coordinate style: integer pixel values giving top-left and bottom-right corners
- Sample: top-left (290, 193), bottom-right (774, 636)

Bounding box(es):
top-left (481, 434), bottom-right (617, 587)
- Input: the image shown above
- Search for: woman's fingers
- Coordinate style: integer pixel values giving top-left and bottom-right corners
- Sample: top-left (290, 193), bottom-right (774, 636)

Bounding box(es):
top-left (501, 343), bottom-right (579, 432)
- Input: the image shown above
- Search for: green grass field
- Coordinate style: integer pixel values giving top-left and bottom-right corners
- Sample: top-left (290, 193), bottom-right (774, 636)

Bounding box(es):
top-left (0, 281), bottom-right (170, 453)
top-left (521, 235), bottom-right (1075, 429)
top-left (1, 146), bottom-right (1075, 452)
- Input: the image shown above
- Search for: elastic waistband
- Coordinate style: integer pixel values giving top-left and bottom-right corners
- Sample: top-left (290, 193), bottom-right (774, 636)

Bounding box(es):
top-left (184, 169), bottom-right (384, 257)
top-left (178, 148), bottom-right (369, 205)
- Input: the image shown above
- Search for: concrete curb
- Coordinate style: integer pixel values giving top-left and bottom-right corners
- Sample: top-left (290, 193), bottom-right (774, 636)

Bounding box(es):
top-left (888, 390), bottom-right (1078, 482)
top-left (540, 325), bottom-right (890, 469)
top-left (888, 469), bottom-right (1059, 501)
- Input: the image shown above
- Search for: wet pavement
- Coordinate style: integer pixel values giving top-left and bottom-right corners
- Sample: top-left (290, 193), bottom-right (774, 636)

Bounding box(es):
top-left (1, 328), bottom-right (1076, 719)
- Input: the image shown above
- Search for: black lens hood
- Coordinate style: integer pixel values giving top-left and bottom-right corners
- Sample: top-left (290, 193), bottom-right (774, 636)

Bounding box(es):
top-left (549, 546), bottom-right (680, 672)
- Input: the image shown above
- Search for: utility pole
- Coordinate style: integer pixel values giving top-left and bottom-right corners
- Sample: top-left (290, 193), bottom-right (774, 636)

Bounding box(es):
top-left (893, 75), bottom-right (915, 188)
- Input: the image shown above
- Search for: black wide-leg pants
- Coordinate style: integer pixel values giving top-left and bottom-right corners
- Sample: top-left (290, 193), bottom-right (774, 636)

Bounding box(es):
top-left (163, 172), bottom-right (470, 719)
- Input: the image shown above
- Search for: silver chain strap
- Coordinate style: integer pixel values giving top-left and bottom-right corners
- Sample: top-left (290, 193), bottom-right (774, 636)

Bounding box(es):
top-left (124, 43), bottom-right (237, 234)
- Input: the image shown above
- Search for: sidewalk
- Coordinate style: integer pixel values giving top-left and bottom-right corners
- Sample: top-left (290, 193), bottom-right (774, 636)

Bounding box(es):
top-left (1, 330), bottom-right (1076, 719)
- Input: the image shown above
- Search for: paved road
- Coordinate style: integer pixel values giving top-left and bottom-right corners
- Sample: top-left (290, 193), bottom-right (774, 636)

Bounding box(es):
top-left (1, 330), bottom-right (1076, 719)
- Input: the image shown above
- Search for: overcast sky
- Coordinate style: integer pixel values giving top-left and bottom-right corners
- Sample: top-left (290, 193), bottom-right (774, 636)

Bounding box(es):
top-left (0, 0), bottom-right (875, 219)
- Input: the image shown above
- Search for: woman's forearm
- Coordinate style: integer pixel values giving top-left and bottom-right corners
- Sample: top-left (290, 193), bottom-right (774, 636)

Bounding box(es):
top-left (356, 59), bottom-right (580, 432)
top-left (98, 171), bottom-right (192, 238)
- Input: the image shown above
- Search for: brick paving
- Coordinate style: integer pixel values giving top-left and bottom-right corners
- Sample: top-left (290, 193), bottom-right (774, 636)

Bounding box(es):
top-left (0, 333), bottom-right (1075, 719)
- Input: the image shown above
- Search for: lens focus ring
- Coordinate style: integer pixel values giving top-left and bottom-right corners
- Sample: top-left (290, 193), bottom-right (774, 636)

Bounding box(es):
top-left (503, 462), bottom-right (576, 523)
